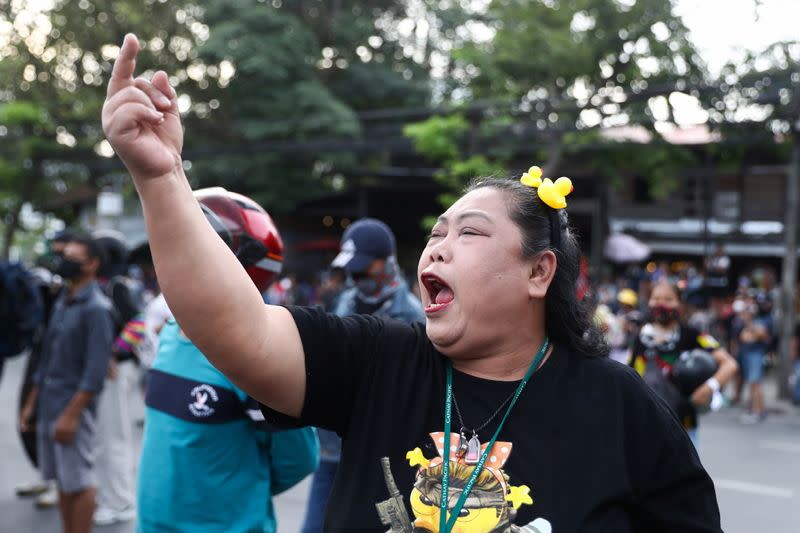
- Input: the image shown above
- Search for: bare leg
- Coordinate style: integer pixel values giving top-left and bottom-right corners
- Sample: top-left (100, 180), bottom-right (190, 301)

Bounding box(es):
top-left (751, 382), bottom-right (764, 415)
top-left (58, 491), bottom-right (73, 533)
top-left (62, 487), bottom-right (96, 533)
top-left (732, 371), bottom-right (743, 404)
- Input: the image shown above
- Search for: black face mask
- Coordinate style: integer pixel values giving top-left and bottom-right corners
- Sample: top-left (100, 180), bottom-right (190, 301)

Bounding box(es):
top-left (55, 258), bottom-right (85, 281)
top-left (649, 304), bottom-right (680, 325)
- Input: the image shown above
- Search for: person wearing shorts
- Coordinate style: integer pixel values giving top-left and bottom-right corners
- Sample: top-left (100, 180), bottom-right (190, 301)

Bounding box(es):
top-left (20, 234), bottom-right (115, 533)
top-left (37, 410), bottom-right (98, 494)
top-left (737, 301), bottom-right (770, 424)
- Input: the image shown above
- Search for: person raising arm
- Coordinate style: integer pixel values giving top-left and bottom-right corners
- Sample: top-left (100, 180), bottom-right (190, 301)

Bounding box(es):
top-left (101, 34), bottom-right (305, 417)
top-left (103, 33), bottom-right (723, 532)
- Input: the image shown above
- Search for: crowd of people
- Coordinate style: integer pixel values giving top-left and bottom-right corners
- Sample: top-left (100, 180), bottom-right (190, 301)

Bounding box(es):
top-left (592, 252), bottom-right (800, 429)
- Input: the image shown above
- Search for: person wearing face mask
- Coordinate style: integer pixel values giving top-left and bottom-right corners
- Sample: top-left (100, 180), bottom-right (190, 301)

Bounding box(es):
top-left (631, 281), bottom-right (737, 448)
top-left (300, 218), bottom-right (424, 533)
top-left (19, 233), bottom-right (115, 533)
top-left (331, 218), bottom-right (424, 321)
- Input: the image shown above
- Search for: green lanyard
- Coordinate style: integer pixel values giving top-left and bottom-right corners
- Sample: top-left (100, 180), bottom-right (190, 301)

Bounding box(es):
top-left (439, 337), bottom-right (549, 533)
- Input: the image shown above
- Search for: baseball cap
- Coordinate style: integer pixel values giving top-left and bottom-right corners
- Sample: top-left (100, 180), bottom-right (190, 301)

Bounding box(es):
top-left (331, 218), bottom-right (396, 274)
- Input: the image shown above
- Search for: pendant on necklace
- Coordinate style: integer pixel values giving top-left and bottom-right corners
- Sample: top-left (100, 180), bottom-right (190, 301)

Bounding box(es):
top-left (465, 431), bottom-right (481, 464)
top-left (456, 429), bottom-right (469, 459)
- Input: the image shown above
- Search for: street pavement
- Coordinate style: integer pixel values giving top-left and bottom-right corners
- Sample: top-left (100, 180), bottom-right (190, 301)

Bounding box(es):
top-left (1, 353), bottom-right (799, 532)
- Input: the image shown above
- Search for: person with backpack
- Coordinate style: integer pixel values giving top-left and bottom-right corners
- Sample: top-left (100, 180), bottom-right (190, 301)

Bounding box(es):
top-left (92, 230), bottom-right (146, 526)
top-left (0, 260), bottom-right (44, 382)
top-left (15, 231), bottom-right (73, 508)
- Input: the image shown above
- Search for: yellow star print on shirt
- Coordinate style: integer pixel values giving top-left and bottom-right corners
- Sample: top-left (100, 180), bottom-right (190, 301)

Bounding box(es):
top-left (506, 485), bottom-right (534, 510)
top-left (406, 448), bottom-right (430, 469)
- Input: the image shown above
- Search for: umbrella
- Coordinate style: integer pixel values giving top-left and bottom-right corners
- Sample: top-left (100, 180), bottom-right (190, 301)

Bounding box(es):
top-left (604, 233), bottom-right (651, 264)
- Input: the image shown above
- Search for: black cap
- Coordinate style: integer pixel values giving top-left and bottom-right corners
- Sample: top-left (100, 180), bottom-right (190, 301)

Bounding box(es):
top-left (331, 218), bottom-right (396, 274)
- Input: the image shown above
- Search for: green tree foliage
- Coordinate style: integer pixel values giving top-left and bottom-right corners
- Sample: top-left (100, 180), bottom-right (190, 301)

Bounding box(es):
top-left (406, 0), bottom-right (706, 205)
top-left (187, 1), bottom-right (361, 210)
top-left (707, 40), bottom-right (800, 156)
top-left (0, 101), bottom-right (56, 259)
top-left (0, 0), bottom-right (440, 250)
top-left (279, 0), bottom-right (432, 110)
top-left (0, 0), bottom-right (207, 254)
top-left (187, 0), bottom-right (438, 210)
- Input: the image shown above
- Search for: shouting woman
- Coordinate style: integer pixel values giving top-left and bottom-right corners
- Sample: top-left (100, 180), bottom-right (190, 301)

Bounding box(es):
top-left (102, 34), bottom-right (723, 533)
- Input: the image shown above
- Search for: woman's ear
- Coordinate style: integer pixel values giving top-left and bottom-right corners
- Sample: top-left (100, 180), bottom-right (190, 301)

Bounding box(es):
top-left (529, 250), bottom-right (557, 299)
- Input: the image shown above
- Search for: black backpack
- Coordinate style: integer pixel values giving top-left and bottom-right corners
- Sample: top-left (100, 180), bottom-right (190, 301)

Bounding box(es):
top-left (0, 262), bottom-right (44, 358)
top-left (104, 275), bottom-right (145, 335)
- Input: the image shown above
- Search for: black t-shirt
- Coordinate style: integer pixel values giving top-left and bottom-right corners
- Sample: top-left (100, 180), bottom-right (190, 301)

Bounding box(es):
top-left (263, 307), bottom-right (721, 532)
top-left (631, 325), bottom-right (710, 431)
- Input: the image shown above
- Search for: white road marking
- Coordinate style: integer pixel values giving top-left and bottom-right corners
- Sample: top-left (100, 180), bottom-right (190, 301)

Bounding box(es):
top-left (714, 478), bottom-right (794, 499)
top-left (758, 440), bottom-right (800, 454)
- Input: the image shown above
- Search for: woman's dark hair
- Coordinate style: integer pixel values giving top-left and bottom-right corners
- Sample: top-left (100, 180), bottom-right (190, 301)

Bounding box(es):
top-left (466, 177), bottom-right (608, 357)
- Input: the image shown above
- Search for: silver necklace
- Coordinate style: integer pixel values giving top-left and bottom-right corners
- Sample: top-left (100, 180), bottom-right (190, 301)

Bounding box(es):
top-left (451, 387), bottom-right (517, 464)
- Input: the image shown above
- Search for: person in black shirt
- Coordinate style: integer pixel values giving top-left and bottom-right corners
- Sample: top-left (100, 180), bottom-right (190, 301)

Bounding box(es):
top-left (631, 281), bottom-right (738, 448)
top-left (103, 34), bottom-right (725, 532)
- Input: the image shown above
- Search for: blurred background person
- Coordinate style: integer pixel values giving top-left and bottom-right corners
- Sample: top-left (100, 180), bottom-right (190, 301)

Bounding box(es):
top-left (318, 267), bottom-right (347, 312)
top-left (14, 231), bottom-right (73, 509)
top-left (19, 233), bottom-right (115, 533)
top-left (735, 297), bottom-right (772, 424)
top-left (92, 230), bottom-right (146, 526)
top-left (630, 281), bottom-right (737, 448)
top-left (611, 288), bottom-right (642, 364)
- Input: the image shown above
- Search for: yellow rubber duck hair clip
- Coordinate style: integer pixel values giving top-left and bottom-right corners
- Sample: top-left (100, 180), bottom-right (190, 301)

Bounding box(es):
top-left (520, 165), bottom-right (573, 209)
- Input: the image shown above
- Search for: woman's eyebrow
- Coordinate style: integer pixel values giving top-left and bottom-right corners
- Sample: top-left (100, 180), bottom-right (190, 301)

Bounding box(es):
top-left (436, 211), bottom-right (494, 225)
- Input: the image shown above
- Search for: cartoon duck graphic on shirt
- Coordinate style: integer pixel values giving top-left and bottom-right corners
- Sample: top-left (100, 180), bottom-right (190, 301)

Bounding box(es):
top-left (376, 433), bottom-right (552, 533)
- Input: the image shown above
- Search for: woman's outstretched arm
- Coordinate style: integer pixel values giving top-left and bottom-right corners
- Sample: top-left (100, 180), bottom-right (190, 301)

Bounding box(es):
top-left (102, 34), bottom-right (305, 416)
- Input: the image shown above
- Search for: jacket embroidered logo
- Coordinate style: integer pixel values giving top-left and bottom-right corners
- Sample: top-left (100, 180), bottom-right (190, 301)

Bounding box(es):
top-left (188, 384), bottom-right (218, 417)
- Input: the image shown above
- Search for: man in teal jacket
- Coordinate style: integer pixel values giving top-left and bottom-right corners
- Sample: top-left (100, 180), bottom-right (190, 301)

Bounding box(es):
top-left (136, 188), bottom-right (318, 532)
top-left (137, 321), bottom-right (318, 532)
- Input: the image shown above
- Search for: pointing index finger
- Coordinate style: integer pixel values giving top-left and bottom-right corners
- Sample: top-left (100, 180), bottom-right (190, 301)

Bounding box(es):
top-left (107, 33), bottom-right (140, 97)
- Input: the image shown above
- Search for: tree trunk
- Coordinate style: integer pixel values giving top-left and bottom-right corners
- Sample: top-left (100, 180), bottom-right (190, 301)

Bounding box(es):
top-left (1, 204), bottom-right (22, 261)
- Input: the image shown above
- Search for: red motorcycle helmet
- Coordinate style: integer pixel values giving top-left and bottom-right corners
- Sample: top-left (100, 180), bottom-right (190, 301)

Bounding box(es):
top-left (194, 187), bottom-right (283, 293)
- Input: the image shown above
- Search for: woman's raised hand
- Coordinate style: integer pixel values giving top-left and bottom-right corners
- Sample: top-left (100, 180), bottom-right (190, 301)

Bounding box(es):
top-left (102, 34), bottom-right (183, 182)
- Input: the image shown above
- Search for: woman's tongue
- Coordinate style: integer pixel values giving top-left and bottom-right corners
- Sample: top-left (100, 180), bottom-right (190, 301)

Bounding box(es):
top-left (434, 287), bottom-right (454, 305)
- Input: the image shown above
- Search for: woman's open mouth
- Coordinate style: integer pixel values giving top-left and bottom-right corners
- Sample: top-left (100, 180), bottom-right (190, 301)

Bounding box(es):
top-left (420, 272), bottom-right (454, 314)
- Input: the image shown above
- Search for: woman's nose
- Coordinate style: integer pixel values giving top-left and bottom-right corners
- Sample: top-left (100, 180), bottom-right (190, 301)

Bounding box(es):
top-left (428, 239), bottom-right (451, 263)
